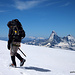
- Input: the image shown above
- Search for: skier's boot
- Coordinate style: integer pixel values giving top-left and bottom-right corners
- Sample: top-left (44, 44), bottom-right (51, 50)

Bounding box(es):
top-left (20, 59), bottom-right (26, 66)
top-left (9, 64), bottom-right (16, 68)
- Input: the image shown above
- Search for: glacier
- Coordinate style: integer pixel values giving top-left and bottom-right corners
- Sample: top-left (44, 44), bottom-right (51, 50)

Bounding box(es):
top-left (0, 40), bottom-right (75, 75)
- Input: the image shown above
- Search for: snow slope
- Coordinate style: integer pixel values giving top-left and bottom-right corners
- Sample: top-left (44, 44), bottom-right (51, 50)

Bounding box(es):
top-left (0, 40), bottom-right (75, 75)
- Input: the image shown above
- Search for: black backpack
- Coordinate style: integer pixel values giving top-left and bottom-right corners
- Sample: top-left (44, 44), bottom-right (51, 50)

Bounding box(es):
top-left (7, 19), bottom-right (25, 42)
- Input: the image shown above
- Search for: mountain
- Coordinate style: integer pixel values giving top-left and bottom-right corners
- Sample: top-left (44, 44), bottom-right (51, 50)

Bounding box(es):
top-left (55, 34), bottom-right (75, 50)
top-left (23, 31), bottom-right (75, 50)
top-left (46, 31), bottom-right (61, 47)
top-left (47, 31), bottom-right (75, 50)
top-left (63, 35), bottom-right (75, 43)
top-left (0, 40), bottom-right (75, 75)
top-left (48, 31), bottom-right (61, 43)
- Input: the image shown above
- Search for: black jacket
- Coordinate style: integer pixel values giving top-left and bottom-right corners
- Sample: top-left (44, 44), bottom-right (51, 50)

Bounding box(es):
top-left (9, 28), bottom-right (21, 42)
top-left (8, 28), bottom-right (21, 50)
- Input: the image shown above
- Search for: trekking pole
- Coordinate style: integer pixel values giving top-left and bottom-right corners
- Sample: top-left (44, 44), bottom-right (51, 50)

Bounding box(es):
top-left (18, 48), bottom-right (26, 57)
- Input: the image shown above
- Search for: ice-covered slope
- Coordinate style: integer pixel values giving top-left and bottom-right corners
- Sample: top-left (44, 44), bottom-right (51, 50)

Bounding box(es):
top-left (0, 40), bottom-right (75, 75)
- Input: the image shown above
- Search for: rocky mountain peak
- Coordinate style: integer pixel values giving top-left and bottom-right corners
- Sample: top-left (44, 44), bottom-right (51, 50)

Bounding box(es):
top-left (63, 35), bottom-right (75, 42)
top-left (52, 30), bottom-right (56, 34)
top-left (48, 31), bottom-right (61, 45)
top-left (49, 31), bottom-right (57, 41)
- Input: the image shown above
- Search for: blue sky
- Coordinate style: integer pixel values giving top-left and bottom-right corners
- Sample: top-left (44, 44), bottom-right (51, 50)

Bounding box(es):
top-left (0, 0), bottom-right (75, 38)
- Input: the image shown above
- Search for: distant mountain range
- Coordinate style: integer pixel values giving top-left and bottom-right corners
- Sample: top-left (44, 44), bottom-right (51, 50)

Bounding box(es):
top-left (0, 31), bottom-right (75, 50)
top-left (23, 31), bottom-right (75, 50)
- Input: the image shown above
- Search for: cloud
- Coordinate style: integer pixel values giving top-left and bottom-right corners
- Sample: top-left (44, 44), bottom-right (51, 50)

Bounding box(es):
top-left (13, 0), bottom-right (46, 10)
top-left (45, 1), bottom-right (70, 7)
top-left (28, 36), bottom-right (36, 39)
top-left (45, 1), bottom-right (60, 6)
top-left (37, 37), bottom-right (45, 39)
top-left (27, 36), bottom-right (45, 39)
top-left (60, 2), bottom-right (70, 7)
top-left (0, 10), bottom-right (6, 12)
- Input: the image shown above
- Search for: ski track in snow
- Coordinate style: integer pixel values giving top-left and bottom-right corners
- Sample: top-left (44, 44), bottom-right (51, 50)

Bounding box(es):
top-left (0, 40), bottom-right (75, 75)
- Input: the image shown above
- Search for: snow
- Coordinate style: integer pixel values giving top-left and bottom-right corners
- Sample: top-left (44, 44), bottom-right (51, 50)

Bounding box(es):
top-left (67, 35), bottom-right (75, 41)
top-left (0, 40), bottom-right (75, 75)
top-left (49, 32), bottom-right (55, 41)
top-left (55, 42), bottom-right (69, 47)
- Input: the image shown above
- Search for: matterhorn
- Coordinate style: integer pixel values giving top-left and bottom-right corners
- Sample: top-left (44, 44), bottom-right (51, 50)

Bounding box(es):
top-left (48, 31), bottom-right (61, 45)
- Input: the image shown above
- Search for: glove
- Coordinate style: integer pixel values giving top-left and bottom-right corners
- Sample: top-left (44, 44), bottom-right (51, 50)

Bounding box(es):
top-left (8, 45), bottom-right (10, 50)
top-left (7, 40), bottom-right (11, 50)
top-left (7, 36), bottom-right (12, 50)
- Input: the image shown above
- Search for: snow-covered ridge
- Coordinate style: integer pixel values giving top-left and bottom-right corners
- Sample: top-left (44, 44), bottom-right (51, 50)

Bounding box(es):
top-left (0, 40), bottom-right (75, 75)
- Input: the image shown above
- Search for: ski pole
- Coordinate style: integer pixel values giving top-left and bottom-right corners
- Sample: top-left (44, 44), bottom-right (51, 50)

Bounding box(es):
top-left (18, 48), bottom-right (26, 57)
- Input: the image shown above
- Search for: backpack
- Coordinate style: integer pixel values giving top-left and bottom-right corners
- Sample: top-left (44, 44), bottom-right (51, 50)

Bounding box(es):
top-left (7, 19), bottom-right (25, 42)
top-left (12, 19), bottom-right (25, 39)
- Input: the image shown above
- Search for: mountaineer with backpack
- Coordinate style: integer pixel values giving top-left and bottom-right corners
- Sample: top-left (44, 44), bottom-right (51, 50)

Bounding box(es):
top-left (7, 19), bottom-right (26, 67)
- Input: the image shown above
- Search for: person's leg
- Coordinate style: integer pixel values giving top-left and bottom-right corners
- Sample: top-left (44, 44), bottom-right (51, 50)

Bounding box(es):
top-left (10, 44), bottom-right (18, 67)
top-left (16, 53), bottom-right (23, 61)
top-left (11, 56), bottom-right (16, 67)
top-left (16, 53), bottom-right (26, 66)
top-left (10, 43), bottom-right (26, 66)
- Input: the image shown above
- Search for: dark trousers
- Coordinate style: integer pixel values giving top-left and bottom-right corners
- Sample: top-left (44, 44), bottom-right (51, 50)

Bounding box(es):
top-left (11, 53), bottom-right (23, 66)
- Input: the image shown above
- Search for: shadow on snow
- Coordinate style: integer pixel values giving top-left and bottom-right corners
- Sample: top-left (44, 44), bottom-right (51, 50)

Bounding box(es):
top-left (20, 66), bottom-right (51, 72)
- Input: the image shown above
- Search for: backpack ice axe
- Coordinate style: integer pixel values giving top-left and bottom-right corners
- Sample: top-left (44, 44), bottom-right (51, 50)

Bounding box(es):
top-left (18, 48), bottom-right (26, 57)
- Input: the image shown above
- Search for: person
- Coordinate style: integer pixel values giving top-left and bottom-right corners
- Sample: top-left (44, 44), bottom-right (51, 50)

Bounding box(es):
top-left (7, 19), bottom-right (26, 67)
